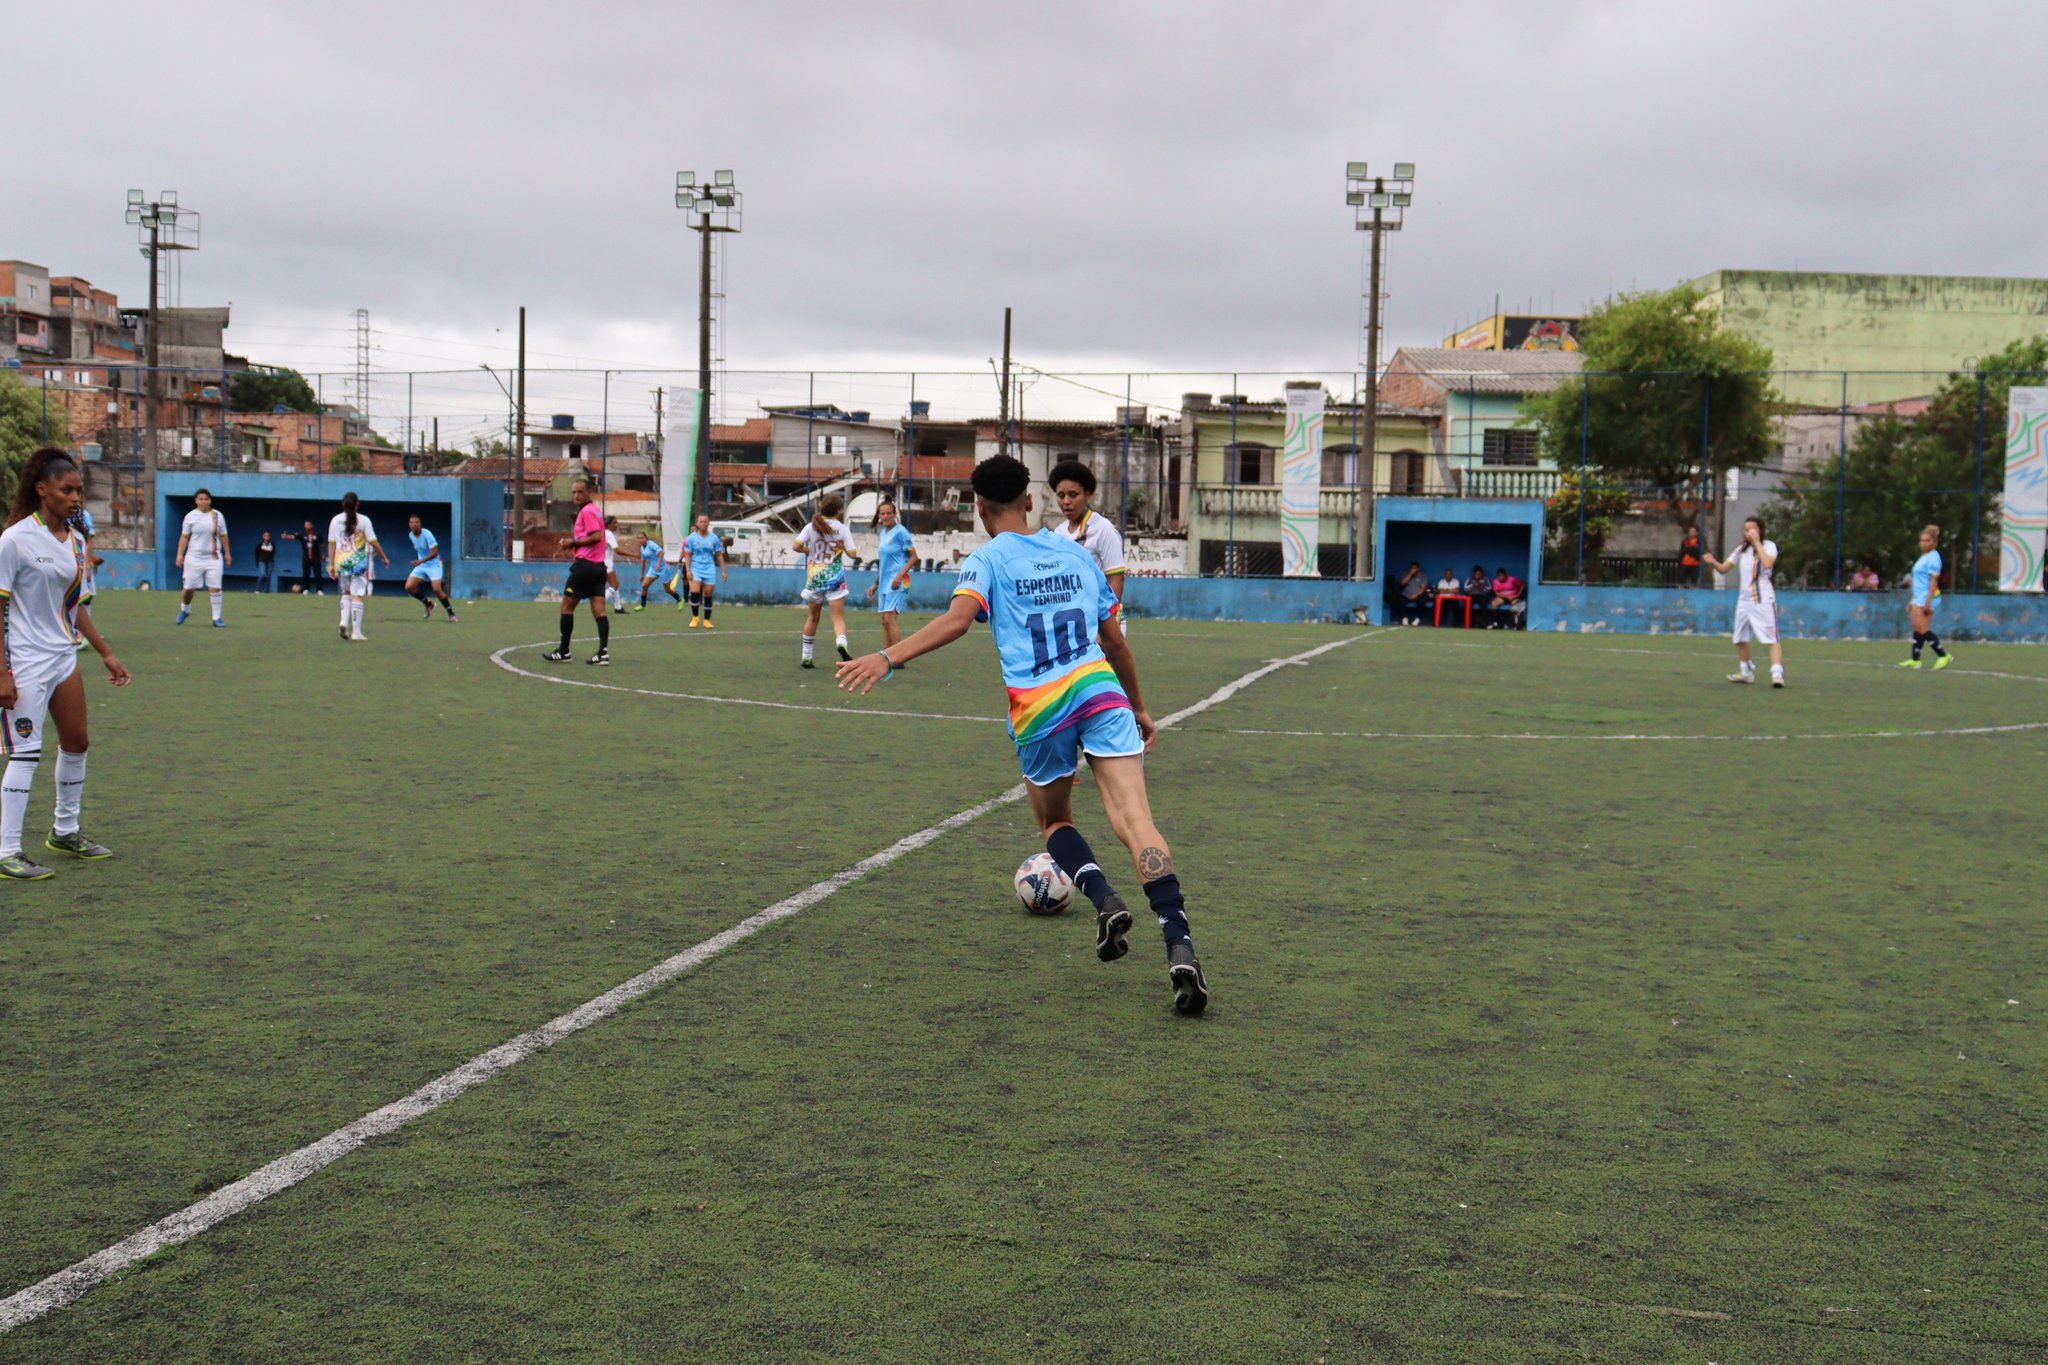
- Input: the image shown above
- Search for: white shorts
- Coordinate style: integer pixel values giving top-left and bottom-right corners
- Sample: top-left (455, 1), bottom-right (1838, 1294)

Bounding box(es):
top-left (340, 572), bottom-right (374, 598)
top-left (2, 653), bottom-right (79, 759)
top-left (182, 558), bottom-right (223, 591)
top-left (1732, 599), bottom-right (1779, 645)
top-left (801, 584), bottom-right (850, 604)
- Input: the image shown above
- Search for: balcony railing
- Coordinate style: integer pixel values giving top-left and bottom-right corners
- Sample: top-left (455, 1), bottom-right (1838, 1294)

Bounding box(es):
top-left (1194, 466), bottom-right (1566, 515)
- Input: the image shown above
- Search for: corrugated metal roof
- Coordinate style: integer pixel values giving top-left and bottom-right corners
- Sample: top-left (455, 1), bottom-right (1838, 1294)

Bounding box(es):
top-left (1387, 348), bottom-right (1584, 393)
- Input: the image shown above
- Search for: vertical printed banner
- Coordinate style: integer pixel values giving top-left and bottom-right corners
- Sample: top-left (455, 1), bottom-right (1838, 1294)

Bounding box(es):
top-left (1280, 385), bottom-right (1326, 576)
top-left (660, 386), bottom-right (704, 558)
top-left (2001, 387), bottom-right (2048, 592)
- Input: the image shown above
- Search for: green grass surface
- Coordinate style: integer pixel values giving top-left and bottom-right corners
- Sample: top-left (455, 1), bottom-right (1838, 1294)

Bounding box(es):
top-left (2, 593), bottom-right (2045, 1361)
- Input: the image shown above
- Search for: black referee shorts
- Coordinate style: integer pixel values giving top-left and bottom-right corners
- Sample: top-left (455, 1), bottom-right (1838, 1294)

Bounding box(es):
top-left (564, 558), bottom-right (608, 602)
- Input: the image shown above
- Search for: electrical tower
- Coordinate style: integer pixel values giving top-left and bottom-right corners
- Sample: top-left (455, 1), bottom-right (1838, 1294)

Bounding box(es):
top-left (353, 308), bottom-right (371, 432)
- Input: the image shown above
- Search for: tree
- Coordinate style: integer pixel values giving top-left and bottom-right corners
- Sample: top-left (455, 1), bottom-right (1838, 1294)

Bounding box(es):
top-left (1764, 335), bottom-right (2048, 589)
top-left (1527, 286), bottom-right (1779, 534)
top-left (230, 367), bottom-right (319, 414)
top-left (1543, 470), bottom-right (1637, 581)
top-left (0, 370), bottom-right (69, 511)
top-left (330, 444), bottom-right (366, 474)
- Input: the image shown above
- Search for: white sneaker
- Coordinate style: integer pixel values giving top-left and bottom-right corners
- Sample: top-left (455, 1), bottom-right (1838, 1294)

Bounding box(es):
top-left (1727, 671), bottom-right (1754, 684)
top-left (350, 631), bottom-right (368, 641)
top-left (1771, 671), bottom-right (1786, 689)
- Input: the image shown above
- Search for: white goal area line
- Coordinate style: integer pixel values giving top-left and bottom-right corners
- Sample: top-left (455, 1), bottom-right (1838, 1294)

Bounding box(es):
top-left (0, 629), bottom-right (1380, 1335)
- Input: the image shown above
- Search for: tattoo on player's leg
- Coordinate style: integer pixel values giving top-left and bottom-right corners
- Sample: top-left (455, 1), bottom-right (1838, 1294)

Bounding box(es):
top-left (1139, 846), bottom-right (1173, 881)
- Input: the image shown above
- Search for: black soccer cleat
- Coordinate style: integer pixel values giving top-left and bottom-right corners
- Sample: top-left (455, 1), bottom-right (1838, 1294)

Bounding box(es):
top-left (338, 623), bottom-right (350, 641)
top-left (837, 643), bottom-right (853, 662)
top-left (588, 648), bottom-right (611, 666)
top-left (801, 657), bottom-right (816, 669)
top-left (1167, 941), bottom-right (1208, 1017)
top-left (1095, 893), bottom-right (1133, 963)
top-left (542, 647), bottom-right (572, 662)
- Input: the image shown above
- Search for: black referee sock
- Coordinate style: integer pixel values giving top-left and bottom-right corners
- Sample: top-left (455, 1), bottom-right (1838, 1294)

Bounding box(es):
top-left (1927, 631), bottom-right (1946, 657)
top-left (597, 615), bottom-right (610, 650)
top-left (559, 616), bottom-right (575, 651)
top-left (1046, 825), bottom-right (1114, 911)
top-left (1911, 631), bottom-right (1925, 660)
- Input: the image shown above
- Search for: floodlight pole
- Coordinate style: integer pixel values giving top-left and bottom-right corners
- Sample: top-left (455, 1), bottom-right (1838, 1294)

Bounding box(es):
top-left (1356, 199), bottom-right (1384, 582)
top-left (1345, 163), bottom-right (1414, 583)
top-left (143, 218), bottom-right (160, 544)
top-left (697, 212), bottom-right (713, 521)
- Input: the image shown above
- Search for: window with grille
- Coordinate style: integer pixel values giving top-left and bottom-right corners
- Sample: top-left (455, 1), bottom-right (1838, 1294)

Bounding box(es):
top-left (1482, 428), bottom-right (1539, 466)
top-left (1228, 444), bottom-right (1274, 485)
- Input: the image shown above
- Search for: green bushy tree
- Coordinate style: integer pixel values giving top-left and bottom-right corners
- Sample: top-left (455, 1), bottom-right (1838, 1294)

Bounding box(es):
top-left (0, 370), bottom-right (69, 510)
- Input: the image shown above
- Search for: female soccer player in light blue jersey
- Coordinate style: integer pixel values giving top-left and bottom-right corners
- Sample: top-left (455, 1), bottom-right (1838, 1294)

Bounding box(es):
top-left (836, 456), bottom-right (1207, 1016)
top-left (1900, 523), bottom-right (1951, 670)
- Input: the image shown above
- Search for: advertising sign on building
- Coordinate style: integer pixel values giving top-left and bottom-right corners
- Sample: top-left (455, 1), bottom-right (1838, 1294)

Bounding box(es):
top-left (1280, 384), bottom-right (1326, 577)
top-left (2000, 387), bottom-right (2048, 592)
top-left (1444, 314), bottom-right (1583, 352)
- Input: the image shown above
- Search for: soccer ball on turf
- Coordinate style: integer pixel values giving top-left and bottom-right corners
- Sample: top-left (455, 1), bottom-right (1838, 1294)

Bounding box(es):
top-left (291, 583), bottom-right (304, 594)
top-left (1014, 853), bottom-right (1075, 916)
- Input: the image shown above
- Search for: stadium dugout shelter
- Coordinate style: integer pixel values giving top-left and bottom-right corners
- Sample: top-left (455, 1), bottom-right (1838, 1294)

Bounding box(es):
top-left (1374, 496), bottom-right (1544, 627)
top-left (154, 472), bottom-right (489, 596)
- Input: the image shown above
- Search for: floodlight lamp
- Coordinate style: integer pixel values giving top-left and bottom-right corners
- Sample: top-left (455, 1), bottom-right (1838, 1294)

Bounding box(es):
top-left (712, 191), bottom-right (735, 206)
top-left (1393, 162), bottom-right (1415, 180)
top-left (126, 209), bottom-right (141, 225)
top-left (1346, 161), bottom-right (1368, 179)
top-left (1370, 191), bottom-right (1391, 208)
top-left (127, 188), bottom-right (144, 205)
top-left (675, 191), bottom-right (690, 208)
top-left (714, 169), bottom-right (734, 186)
top-left (677, 171), bottom-right (694, 188)
top-left (161, 190), bottom-right (177, 206)
top-left (1393, 192), bottom-right (1412, 207)
top-left (1346, 189), bottom-right (1365, 206)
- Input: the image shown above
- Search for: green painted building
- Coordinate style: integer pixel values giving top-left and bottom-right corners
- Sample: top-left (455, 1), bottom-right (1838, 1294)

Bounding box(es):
top-left (1687, 270), bottom-right (2048, 406)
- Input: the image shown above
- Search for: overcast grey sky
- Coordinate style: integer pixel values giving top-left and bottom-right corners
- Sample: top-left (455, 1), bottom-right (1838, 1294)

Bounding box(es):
top-left (6, 0), bottom-right (2044, 435)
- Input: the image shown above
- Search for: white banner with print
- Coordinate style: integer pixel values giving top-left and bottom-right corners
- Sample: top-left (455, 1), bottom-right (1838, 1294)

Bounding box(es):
top-left (660, 387), bottom-right (704, 558)
top-left (2001, 387), bottom-right (2048, 592)
top-left (1280, 385), bottom-right (1326, 576)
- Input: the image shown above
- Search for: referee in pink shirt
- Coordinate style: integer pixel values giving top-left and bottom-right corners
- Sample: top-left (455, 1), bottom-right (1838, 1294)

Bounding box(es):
top-left (544, 479), bottom-right (613, 666)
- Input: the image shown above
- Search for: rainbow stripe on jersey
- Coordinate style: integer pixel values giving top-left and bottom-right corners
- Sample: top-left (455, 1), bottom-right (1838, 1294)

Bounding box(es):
top-left (1006, 657), bottom-right (1131, 745)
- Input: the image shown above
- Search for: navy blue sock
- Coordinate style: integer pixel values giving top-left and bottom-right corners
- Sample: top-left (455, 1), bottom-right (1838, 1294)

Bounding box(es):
top-left (1927, 631), bottom-right (1945, 656)
top-left (1046, 825), bottom-right (1113, 911)
top-left (1911, 632), bottom-right (1925, 660)
top-left (1143, 875), bottom-right (1192, 948)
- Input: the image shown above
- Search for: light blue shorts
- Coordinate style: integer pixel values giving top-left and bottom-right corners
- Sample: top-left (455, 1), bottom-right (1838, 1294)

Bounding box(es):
top-left (877, 586), bottom-right (908, 614)
top-left (410, 561), bottom-right (443, 583)
top-left (1014, 706), bottom-right (1144, 787)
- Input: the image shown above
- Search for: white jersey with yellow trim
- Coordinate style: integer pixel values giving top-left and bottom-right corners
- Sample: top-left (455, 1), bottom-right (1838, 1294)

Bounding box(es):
top-left (0, 513), bottom-right (89, 662)
top-left (1053, 509), bottom-right (1126, 578)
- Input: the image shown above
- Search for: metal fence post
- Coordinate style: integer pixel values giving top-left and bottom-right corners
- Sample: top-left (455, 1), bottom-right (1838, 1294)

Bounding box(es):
top-left (1227, 374), bottom-right (1237, 577)
top-left (1577, 375), bottom-right (1590, 583)
top-left (1120, 372), bottom-right (1131, 538)
top-left (40, 368), bottom-right (49, 442)
top-left (1350, 371), bottom-right (1361, 578)
top-left (1973, 371), bottom-right (1987, 591)
top-left (1835, 372), bottom-right (1848, 588)
top-left (1700, 373), bottom-right (1712, 583)
top-left (600, 369), bottom-right (611, 506)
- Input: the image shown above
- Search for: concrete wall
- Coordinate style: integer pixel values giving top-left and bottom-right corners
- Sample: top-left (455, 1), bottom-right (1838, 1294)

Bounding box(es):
top-left (1690, 269), bottom-right (2048, 406)
top-left (1529, 584), bottom-right (2048, 642)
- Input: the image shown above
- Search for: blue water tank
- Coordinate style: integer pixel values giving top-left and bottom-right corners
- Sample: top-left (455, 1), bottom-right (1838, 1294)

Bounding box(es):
top-left (909, 400), bottom-right (931, 418)
top-left (849, 410), bottom-right (870, 424)
top-left (551, 413), bottom-right (575, 430)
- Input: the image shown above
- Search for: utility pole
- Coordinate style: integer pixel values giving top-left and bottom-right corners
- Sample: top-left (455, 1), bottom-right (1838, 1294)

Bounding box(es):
top-left (998, 307), bottom-right (1013, 457)
top-left (675, 171), bottom-right (742, 528)
top-left (353, 308), bottom-right (371, 433)
top-left (650, 387), bottom-right (666, 490)
top-left (1344, 162), bottom-right (1415, 582)
top-left (125, 189), bottom-right (198, 549)
top-left (513, 305), bottom-right (527, 559)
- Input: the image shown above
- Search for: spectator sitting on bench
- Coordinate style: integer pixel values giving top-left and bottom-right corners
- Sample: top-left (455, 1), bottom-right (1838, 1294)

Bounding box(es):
top-left (1849, 562), bottom-right (1882, 592)
top-left (1464, 564), bottom-right (1491, 603)
top-left (1392, 561), bottom-right (1431, 624)
top-left (1485, 566), bottom-right (1526, 629)
top-left (1435, 567), bottom-right (1462, 595)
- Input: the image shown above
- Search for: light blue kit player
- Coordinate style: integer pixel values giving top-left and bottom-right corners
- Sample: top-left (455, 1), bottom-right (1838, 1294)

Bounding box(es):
top-left (403, 515), bottom-right (457, 621)
top-left (865, 497), bottom-right (917, 656)
top-left (835, 454), bottom-right (1208, 1016)
top-left (1901, 522), bottom-right (1952, 670)
top-left (682, 513), bottom-right (728, 628)
top-left (636, 532), bottom-right (677, 609)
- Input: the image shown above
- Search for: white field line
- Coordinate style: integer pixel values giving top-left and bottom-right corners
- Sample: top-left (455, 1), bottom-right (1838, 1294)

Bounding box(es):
top-left (0, 629), bottom-right (1384, 1335)
top-left (1217, 721), bottom-right (2048, 742)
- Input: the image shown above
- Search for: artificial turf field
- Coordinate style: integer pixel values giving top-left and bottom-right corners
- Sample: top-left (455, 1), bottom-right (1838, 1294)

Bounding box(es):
top-left (2, 591), bottom-right (2045, 1363)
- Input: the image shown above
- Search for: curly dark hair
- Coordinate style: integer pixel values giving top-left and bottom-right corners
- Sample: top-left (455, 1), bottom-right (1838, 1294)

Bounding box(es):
top-left (1047, 459), bottom-right (1096, 495)
top-left (971, 455), bottom-right (1031, 506)
top-left (9, 447), bottom-right (80, 527)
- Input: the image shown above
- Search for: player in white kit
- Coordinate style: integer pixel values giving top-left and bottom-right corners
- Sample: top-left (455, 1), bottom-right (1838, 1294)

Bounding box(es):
top-left (1048, 460), bottom-right (1128, 623)
top-left (0, 449), bottom-right (131, 880)
top-left (1702, 515), bottom-right (1785, 688)
top-left (328, 492), bottom-right (390, 641)
top-left (602, 516), bottom-right (625, 613)
top-left (794, 493), bottom-right (857, 668)
top-left (174, 488), bottom-right (231, 627)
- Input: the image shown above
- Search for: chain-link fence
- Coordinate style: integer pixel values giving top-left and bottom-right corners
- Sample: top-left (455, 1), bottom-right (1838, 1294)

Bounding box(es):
top-left (7, 362), bottom-right (2040, 589)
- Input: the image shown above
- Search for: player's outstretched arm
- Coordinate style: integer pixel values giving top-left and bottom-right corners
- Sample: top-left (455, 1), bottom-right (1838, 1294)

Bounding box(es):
top-left (836, 594), bottom-right (977, 695)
